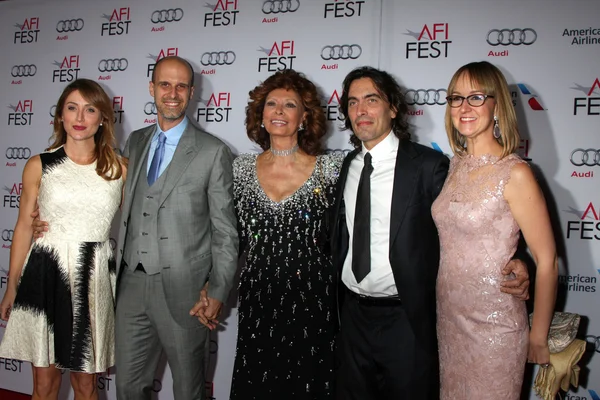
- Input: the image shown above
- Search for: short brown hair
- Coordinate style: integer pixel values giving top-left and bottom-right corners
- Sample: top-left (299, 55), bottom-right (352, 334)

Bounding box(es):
top-left (245, 69), bottom-right (327, 156)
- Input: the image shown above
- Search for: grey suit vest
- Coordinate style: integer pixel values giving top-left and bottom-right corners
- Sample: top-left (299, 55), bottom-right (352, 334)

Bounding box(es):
top-left (123, 150), bottom-right (169, 275)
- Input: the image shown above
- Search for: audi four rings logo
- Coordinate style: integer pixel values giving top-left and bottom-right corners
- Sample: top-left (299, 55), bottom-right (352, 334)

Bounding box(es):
top-left (56, 19), bottom-right (85, 33)
top-left (586, 335), bottom-right (600, 353)
top-left (321, 45), bottom-right (362, 60)
top-left (6, 147), bottom-right (31, 160)
top-left (11, 65), bottom-right (37, 77)
top-left (570, 148), bottom-right (600, 167)
top-left (144, 102), bottom-right (157, 115)
top-left (2, 229), bottom-right (13, 242)
top-left (151, 9), bottom-right (184, 23)
top-left (262, 0), bottom-right (300, 14)
top-left (98, 58), bottom-right (128, 72)
top-left (486, 28), bottom-right (537, 46)
top-left (201, 51), bottom-right (236, 66)
top-left (405, 89), bottom-right (448, 106)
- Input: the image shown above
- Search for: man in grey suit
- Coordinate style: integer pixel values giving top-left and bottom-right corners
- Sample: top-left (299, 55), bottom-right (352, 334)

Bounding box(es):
top-left (114, 56), bottom-right (238, 399)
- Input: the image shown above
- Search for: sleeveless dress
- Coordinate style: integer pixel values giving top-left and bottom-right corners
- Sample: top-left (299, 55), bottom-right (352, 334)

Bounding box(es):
top-left (0, 146), bottom-right (123, 373)
top-left (230, 153), bottom-right (344, 400)
top-left (431, 153), bottom-right (529, 399)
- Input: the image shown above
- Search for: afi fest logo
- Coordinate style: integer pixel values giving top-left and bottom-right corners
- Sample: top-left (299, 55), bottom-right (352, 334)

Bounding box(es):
top-left (146, 47), bottom-right (179, 77)
top-left (324, 0), bottom-right (365, 18)
top-left (565, 202), bottom-right (600, 241)
top-left (196, 92), bottom-right (232, 123)
top-left (257, 40), bottom-right (296, 72)
top-left (0, 358), bottom-right (25, 373)
top-left (14, 17), bottom-right (40, 44)
top-left (571, 78), bottom-right (600, 116)
top-left (101, 7), bottom-right (131, 36)
top-left (7, 100), bottom-right (34, 126)
top-left (113, 96), bottom-right (124, 124)
top-left (3, 183), bottom-right (22, 209)
top-left (405, 23), bottom-right (452, 59)
top-left (204, 0), bottom-right (239, 27)
top-left (321, 90), bottom-right (343, 122)
top-left (52, 55), bottom-right (80, 83)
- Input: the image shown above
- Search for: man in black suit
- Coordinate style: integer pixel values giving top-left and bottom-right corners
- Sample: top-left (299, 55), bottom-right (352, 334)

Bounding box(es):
top-left (331, 67), bottom-right (529, 399)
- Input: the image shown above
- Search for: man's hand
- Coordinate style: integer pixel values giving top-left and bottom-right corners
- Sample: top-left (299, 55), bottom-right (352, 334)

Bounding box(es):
top-left (189, 285), bottom-right (221, 330)
top-left (500, 259), bottom-right (530, 300)
top-left (30, 206), bottom-right (48, 239)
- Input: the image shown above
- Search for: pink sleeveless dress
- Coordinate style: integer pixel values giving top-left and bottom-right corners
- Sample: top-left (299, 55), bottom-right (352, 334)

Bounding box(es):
top-left (432, 153), bottom-right (529, 399)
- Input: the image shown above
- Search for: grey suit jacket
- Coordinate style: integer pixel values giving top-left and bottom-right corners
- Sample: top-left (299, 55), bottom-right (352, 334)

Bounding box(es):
top-left (117, 120), bottom-right (238, 328)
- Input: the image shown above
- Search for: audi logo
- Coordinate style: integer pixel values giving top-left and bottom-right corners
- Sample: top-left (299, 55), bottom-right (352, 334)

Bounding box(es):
top-left (50, 105), bottom-right (56, 118)
top-left (151, 9), bottom-right (184, 23)
top-left (486, 28), bottom-right (537, 46)
top-left (6, 147), bottom-right (31, 160)
top-left (144, 102), bottom-right (157, 115)
top-left (325, 148), bottom-right (352, 156)
top-left (404, 89), bottom-right (448, 106)
top-left (1, 229), bottom-right (13, 242)
top-left (321, 45), bottom-right (362, 61)
top-left (11, 65), bottom-right (37, 78)
top-left (98, 58), bottom-right (128, 72)
top-left (56, 19), bottom-right (84, 33)
top-left (586, 335), bottom-right (600, 353)
top-left (109, 238), bottom-right (117, 251)
top-left (200, 51), bottom-right (236, 66)
top-left (262, 0), bottom-right (300, 14)
top-left (570, 148), bottom-right (600, 167)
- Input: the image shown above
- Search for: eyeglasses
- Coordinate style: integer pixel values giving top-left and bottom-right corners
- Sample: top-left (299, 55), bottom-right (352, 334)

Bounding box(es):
top-left (446, 94), bottom-right (495, 108)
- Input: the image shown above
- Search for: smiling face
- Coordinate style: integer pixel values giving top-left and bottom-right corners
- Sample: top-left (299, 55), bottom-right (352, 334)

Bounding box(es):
top-left (347, 78), bottom-right (396, 150)
top-left (262, 88), bottom-right (306, 140)
top-left (449, 72), bottom-right (497, 141)
top-left (149, 58), bottom-right (194, 131)
top-left (61, 90), bottom-right (103, 143)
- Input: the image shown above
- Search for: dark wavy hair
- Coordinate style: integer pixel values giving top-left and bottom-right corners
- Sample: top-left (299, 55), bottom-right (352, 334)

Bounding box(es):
top-left (245, 69), bottom-right (326, 156)
top-left (339, 66), bottom-right (410, 148)
top-left (50, 78), bottom-right (124, 180)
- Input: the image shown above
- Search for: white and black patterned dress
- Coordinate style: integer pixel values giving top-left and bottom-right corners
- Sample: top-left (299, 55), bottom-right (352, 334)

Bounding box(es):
top-left (231, 153), bottom-right (344, 400)
top-left (0, 146), bottom-right (122, 373)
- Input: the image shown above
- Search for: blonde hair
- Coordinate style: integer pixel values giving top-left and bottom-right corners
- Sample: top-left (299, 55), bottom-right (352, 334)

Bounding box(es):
top-left (49, 79), bottom-right (124, 180)
top-left (444, 61), bottom-right (520, 158)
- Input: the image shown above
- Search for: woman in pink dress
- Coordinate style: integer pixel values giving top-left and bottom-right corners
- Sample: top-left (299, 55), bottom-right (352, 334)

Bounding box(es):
top-left (432, 61), bottom-right (558, 399)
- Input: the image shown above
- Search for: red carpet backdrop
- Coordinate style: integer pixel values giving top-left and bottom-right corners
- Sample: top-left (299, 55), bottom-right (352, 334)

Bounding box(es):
top-left (0, 0), bottom-right (599, 399)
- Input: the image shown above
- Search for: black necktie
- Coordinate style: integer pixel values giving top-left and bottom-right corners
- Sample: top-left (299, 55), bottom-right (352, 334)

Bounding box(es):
top-left (352, 152), bottom-right (373, 283)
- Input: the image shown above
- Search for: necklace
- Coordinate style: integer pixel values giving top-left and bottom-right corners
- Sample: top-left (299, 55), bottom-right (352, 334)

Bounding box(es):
top-left (270, 144), bottom-right (299, 157)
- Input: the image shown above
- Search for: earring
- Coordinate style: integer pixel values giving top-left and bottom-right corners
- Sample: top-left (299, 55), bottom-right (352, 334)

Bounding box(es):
top-left (261, 122), bottom-right (265, 128)
top-left (493, 115), bottom-right (501, 139)
top-left (298, 123), bottom-right (304, 131)
top-left (100, 122), bottom-right (103, 127)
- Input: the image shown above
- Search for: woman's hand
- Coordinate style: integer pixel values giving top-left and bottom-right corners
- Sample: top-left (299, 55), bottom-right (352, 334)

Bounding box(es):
top-left (0, 288), bottom-right (16, 321)
top-left (528, 335), bottom-right (550, 367)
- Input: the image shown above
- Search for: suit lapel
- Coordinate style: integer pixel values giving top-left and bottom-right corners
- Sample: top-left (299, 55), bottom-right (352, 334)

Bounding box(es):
top-left (123, 126), bottom-right (155, 218)
top-left (389, 139), bottom-right (419, 250)
top-left (158, 123), bottom-right (201, 206)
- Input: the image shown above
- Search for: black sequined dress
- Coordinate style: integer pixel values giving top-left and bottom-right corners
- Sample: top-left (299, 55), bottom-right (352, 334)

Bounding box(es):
top-left (230, 153), bottom-right (344, 400)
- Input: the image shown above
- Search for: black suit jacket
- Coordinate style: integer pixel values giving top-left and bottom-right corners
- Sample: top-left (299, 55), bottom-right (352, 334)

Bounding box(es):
top-left (331, 138), bottom-right (449, 384)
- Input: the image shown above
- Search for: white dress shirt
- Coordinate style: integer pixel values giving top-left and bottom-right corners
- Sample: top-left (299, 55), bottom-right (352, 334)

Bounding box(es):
top-left (342, 132), bottom-right (398, 296)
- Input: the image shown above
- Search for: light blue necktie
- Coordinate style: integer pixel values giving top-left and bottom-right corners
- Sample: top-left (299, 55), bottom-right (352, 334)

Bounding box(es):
top-left (148, 132), bottom-right (166, 186)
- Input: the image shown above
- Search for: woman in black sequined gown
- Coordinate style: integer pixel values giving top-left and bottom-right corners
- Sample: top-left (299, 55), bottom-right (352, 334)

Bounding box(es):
top-left (230, 70), bottom-right (344, 399)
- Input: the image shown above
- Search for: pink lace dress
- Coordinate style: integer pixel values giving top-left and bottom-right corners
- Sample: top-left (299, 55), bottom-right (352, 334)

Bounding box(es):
top-left (431, 153), bottom-right (529, 399)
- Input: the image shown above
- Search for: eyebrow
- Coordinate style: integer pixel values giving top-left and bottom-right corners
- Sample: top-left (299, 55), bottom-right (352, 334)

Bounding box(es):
top-left (348, 92), bottom-right (382, 101)
top-left (66, 101), bottom-right (95, 107)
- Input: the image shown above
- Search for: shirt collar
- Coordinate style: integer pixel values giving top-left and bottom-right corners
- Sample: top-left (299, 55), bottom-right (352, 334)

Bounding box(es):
top-left (153, 117), bottom-right (189, 144)
top-left (361, 130), bottom-right (398, 162)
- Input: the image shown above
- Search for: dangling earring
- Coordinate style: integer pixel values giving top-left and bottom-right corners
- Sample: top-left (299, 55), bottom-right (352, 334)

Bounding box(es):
top-left (298, 123), bottom-right (304, 131)
top-left (493, 115), bottom-right (501, 139)
top-left (261, 122), bottom-right (265, 128)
